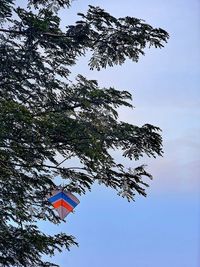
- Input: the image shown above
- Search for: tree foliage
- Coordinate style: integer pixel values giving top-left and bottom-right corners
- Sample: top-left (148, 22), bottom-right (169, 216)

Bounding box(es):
top-left (0, 0), bottom-right (169, 266)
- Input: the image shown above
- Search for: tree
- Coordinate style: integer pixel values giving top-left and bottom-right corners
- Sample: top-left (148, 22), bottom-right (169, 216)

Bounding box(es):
top-left (0, 0), bottom-right (169, 266)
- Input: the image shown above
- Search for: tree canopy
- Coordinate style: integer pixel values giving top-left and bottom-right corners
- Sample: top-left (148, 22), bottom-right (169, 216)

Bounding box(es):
top-left (0, 0), bottom-right (169, 266)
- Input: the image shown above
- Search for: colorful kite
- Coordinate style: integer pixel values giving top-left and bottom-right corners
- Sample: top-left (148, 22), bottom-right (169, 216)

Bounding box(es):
top-left (48, 189), bottom-right (80, 220)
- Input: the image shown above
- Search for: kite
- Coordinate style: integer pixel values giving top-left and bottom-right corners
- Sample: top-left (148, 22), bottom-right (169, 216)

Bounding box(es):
top-left (48, 189), bottom-right (80, 220)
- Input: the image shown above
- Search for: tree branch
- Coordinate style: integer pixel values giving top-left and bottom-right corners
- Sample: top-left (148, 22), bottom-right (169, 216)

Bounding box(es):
top-left (0, 159), bottom-right (85, 171)
top-left (0, 28), bottom-right (72, 38)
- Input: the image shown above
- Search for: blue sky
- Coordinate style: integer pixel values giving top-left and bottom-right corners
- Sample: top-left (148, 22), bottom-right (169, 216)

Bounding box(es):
top-left (40, 0), bottom-right (200, 266)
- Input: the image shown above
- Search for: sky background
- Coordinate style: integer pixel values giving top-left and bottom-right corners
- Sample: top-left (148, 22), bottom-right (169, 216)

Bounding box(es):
top-left (38, 0), bottom-right (200, 266)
